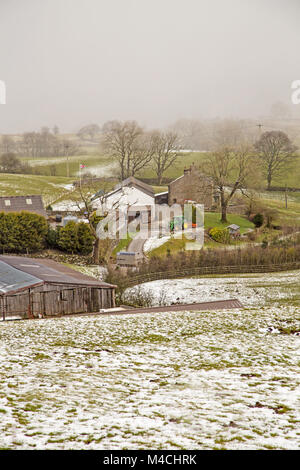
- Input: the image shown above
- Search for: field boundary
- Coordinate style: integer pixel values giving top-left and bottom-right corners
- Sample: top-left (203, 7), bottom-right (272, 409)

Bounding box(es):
top-left (125, 262), bottom-right (300, 286)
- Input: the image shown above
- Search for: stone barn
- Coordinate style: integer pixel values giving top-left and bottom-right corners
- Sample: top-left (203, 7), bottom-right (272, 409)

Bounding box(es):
top-left (168, 164), bottom-right (217, 209)
top-left (0, 256), bottom-right (116, 320)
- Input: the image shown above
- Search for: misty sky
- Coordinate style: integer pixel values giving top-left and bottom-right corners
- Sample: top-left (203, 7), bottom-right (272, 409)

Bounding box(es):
top-left (0, 0), bottom-right (299, 133)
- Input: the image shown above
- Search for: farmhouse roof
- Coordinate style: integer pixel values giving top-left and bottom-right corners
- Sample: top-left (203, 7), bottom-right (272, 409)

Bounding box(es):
top-left (114, 177), bottom-right (154, 197)
top-left (0, 195), bottom-right (47, 217)
top-left (0, 256), bottom-right (115, 293)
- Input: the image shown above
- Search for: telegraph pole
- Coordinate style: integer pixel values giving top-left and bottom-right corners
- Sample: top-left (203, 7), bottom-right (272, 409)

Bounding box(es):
top-left (64, 142), bottom-right (70, 178)
top-left (256, 123), bottom-right (263, 136)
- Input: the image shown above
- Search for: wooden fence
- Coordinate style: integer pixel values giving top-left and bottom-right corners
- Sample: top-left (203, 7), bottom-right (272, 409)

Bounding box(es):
top-left (124, 262), bottom-right (300, 287)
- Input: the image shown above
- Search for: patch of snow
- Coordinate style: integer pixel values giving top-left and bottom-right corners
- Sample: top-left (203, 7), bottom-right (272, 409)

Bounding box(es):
top-left (51, 200), bottom-right (82, 212)
top-left (125, 270), bottom-right (300, 308)
top-left (77, 163), bottom-right (117, 178)
top-left (60, 184), bottom-right (74, 191)
top-left (72, 265), bottom-right (108, 281)
top-left (144, 236), bottom-right (171, 253)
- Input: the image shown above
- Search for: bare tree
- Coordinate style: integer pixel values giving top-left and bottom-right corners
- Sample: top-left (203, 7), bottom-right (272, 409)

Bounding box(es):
top-left (73, 183), bottom-right (112, 263)
top-left (254, 131), bottom-right (297, 189)
top-left (204, 146), bottom-right (253, 222)
top-left (102, 120), bottom-right (154, 180)
top-left (72, 180), bottom-right (130, 264)
top-left (53, 125), bottom-right (60, 136)
top-left (169, 118), bottom-right (259, 151)
top-left (0, 135), bottom-right (15, 154)
top-left (19, 131), bottom-right (78, 160)
top-left (151, 130), bottom-right (181, 185)
top-left (77, 124), bottom-right (101, 141)
top-left (168, 118), bottom-right (208, 150)
top-left (0, 153), bottom-right (21, 173)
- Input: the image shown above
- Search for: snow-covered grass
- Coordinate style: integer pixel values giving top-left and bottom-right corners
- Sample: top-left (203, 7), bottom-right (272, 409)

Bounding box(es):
top-left (0, 271), bottom-right (299, 450)
top-left (144, 235), bottom-right (172, 253)
top-left (70, 264), bottom-right (108, 281)
top-left (125, 270), bottom-right (300, 309)
top-left (51, 199), bottom-right (82, 212)
top-left (0, 174), bottom-right (74, 206)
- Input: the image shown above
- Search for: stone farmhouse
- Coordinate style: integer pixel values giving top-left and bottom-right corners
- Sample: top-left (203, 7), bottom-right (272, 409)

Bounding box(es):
top-left (168, 164), bottom-right (218, 209)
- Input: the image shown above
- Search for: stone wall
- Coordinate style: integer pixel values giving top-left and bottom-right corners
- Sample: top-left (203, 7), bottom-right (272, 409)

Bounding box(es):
top-left (168, 164), bottom-right (215, 209)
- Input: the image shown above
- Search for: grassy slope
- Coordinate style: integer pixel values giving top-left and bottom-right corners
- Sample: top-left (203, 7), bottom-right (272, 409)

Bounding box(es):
top-left (13, 128), bottom-right (300, 187)
top-left (204, 212), bottom-right (254, 233)
top-left (112, 235), bottom-right (133, 257)
top-left (4, 132), bottom-right (300, 223)
top-left (259, 197), bottom-right (300, 226)
top-left (21, 153), bottom-right (113, 178)
top-left (149, 213), bottom-right (255, 258)
top-left (0, 173), bottom-right (74, 205)
top-left (138, 152), bottom-right (300, 189)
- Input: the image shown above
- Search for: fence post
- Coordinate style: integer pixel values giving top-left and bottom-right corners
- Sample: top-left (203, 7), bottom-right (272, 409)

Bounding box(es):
top-left (1, 296), bottom-right (5, 321)
top-left (124, 262), bottom-right (300, 287)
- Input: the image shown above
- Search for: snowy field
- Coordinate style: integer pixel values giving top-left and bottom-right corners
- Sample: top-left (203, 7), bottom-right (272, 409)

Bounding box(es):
top-left (125, 270), bottom-right (300, 308)
top-left (0, 271), bottom-right (299, 450)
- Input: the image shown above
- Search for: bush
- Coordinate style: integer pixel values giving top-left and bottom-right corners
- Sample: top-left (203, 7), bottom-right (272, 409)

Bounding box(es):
top-left (123, 286), bottom-right (153, 308)
top-left (253, 213), bottom-right (264, 228)
top-left (77, 222), bottom-right (94, 255)
top-left (245, 231), bottom-right (256, 242)
top-left (0, 211), bottom-right (48, 253)
top-left (58, 221), bottom-right (79, 254)
top-left (209, 227), bottom-right (231, 244)
top-left (46, 226), bottom-right (60, 249)
top-left (57, 221), bottom-right (94, 255)
top-left (0, 153), bottom-right (21, 173)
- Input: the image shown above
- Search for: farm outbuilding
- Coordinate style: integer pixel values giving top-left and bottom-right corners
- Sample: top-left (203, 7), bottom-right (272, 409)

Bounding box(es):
top-left (0, 195), bottom-right (47, 217)
top-left (0, 256), bottom-right (116, 320)
top-left (227, 224), bottom-right (241, 238)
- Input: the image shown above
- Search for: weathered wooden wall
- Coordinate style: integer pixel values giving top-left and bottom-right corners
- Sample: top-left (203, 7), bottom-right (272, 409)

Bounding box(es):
top-left (0, 283), bottom-right (115, 320)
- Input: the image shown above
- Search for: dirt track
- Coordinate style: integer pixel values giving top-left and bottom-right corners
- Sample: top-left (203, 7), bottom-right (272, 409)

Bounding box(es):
top-left (100, 298), bottom-right (244, 316)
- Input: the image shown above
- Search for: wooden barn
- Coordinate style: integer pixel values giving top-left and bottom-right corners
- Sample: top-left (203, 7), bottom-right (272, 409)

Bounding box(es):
top-left (0, 256), bottom-right (116, 320)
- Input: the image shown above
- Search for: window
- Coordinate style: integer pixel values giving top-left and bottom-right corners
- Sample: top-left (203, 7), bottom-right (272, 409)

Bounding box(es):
top-left (4, 200), bottom-right (11, 206)
top-left (26, 198), bottom-right (32, 205)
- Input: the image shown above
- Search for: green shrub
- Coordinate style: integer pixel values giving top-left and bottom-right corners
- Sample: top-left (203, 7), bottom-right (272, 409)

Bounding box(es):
top-left (77, 222), bottom-right (94, 255)
top-left (58, 221), bottom-right (79, 254)
top-left (253, 213), bottom-right (264, 228)
top-left (46, 226), bottom-right (60, 249)
top-left (57, 221), bottom-right (93, 255)
top-left (209, 227), bottom-right (230, 244)
top-left (0, 211), bottom-right (48, 253)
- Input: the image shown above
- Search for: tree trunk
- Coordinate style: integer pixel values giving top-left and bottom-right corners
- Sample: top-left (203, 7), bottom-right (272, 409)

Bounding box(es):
top-left (267, 169), bottom-right (272, 190)
top-left (220, 191), bottom-right (228, 223)
top-left (93, 238), bottom-right (100, 264)
top-left (221, 204), bottom-right (228, 223)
